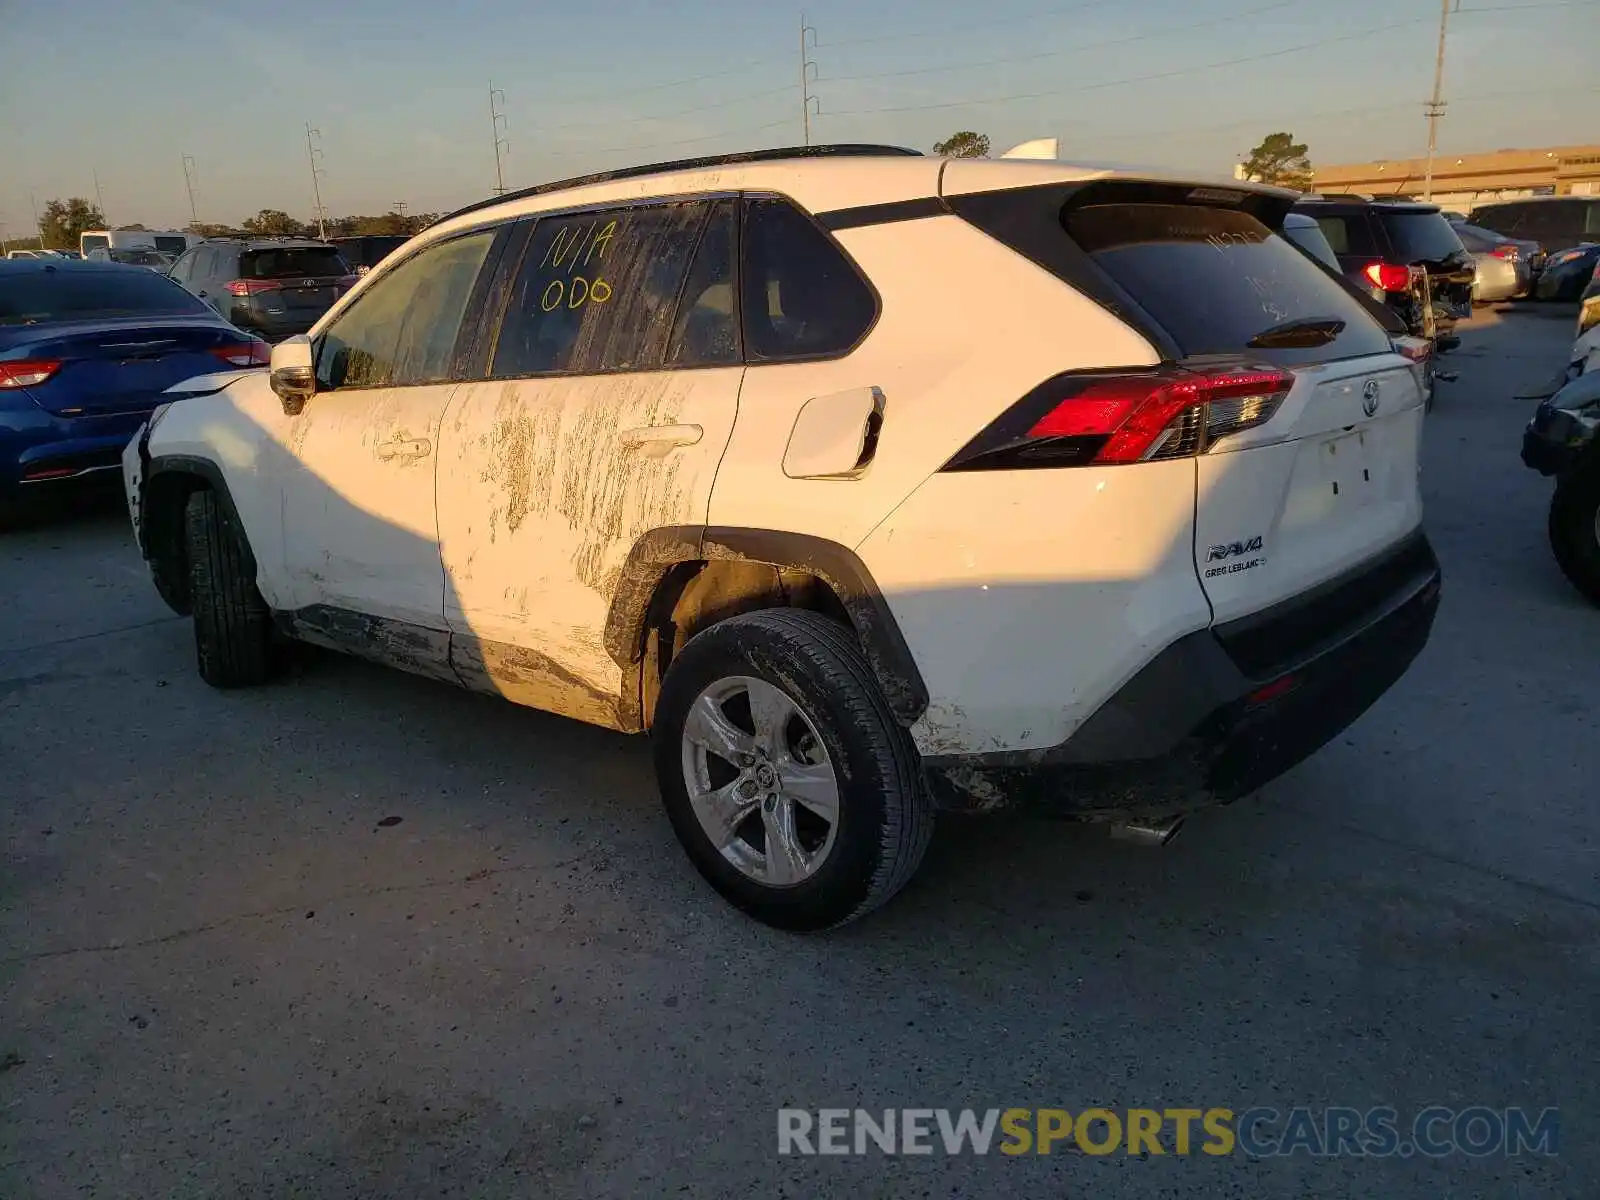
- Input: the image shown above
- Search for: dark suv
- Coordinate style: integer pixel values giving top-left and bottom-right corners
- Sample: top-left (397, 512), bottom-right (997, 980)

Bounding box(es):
top-left (327, 234), bottom-right (409, 276)
top-left (1293, 197), bottom-right (1475, 344)
top-left (166, 238), bottom-right (354, 340)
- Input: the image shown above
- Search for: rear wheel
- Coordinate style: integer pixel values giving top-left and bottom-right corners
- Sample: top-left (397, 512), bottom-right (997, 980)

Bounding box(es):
top-left (651, 609), bottom-right (932, 930)
top-left (1549, 464), bottom-right (1600, 607)
top-left (185, 489), bottom-right (274, 686)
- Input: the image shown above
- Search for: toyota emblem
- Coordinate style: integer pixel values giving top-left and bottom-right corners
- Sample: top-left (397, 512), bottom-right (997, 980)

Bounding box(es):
top-left (1362, 379), bottom-right (1381, 417)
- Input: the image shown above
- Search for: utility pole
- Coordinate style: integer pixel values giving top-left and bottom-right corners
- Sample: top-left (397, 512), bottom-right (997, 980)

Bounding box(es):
top-left (29, 191), bottom-right (44, 249)
top-left (182, 154), bottom-right (200, 228)
top-left (1422, 0), bottom-right (1457, 202)
top-left (394, 200), bottom-right (408, 218)
top-left (93, 169), bottom-right (108, 226)
top-left (305, 122), bottom-right (328, 239)
top-left (799, 15), bottom-right (819, 146)
top-left (489, 84), bottom-right (510, 195)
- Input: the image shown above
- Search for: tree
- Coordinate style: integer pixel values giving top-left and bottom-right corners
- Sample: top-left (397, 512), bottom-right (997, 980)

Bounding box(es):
top-left (240, 209), bottom-right (306, 237)
top-left (933, 131), bottom-right (990, 159)
top-left (38, 197), bottom-right (107, 251)
top-left (1242, 132), bottom-right (1313, 190)
top-left (188, 222), bottom-right (240, 239)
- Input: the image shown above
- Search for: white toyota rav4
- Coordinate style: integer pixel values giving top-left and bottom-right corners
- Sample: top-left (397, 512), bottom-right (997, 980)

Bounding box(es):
top-left (124, 145), bottom-right (1441, 929)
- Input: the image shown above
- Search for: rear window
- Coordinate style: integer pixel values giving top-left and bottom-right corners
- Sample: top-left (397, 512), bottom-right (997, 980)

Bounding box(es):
top-left (1064, 203), bottom-right (1393, 366)
top-left (241, 247), bottom-right (349, 279)
top-left (1306, 214), bottom-right (1377, 257)
top-left (1379, 212), bottom-right (1465, 263)
top-left (0, 268), bottom-right (210, 325)
top-left (152, 236), bottom-right (188, 255)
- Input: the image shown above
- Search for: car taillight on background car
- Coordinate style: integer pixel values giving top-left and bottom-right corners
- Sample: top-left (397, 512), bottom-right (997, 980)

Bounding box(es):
top-left (0, 359), bottom-right (63, 389)
top-left (943, 365), bottom-right (1295, 472)
top-left (1490, 244), bottom-right (1519, 261)
top-left (210, 340), bottom-right (272, 367)
top-left (1364, 262), bottom-right (1414, 292)
top-left (225, 279), bottom-right (282, 296)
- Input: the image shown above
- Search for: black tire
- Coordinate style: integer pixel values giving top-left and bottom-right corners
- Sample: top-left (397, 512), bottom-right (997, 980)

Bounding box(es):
top-left (651, 608), bottom-right (933, 931)
top-left (1549, 465), bottom-right (1600, 607)
top-left (184, 488), bottom-right (274, 686)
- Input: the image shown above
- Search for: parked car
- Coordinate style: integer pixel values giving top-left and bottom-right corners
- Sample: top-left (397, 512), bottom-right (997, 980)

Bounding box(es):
top-left (1449, 221), bottom-right (1531, 302)
top-left (1293, 196), bottom-right (1475, 346)
top-left (1522, 365), bottom-right (1600, 605)
top-left (1281, 211), bottom-right (1342, 271)
top-left (86, 247), bottom-right (177, 272)
top-left (165, 238), bottom-right (355, 340)
top-left (0, 259), bottom-right (267, 517)
top-left (328, 234), bottom-right (410, 277)
top-left (1470, 196), bottom-right (1600, 255)
top-left (1534, 242), bottom-right (1600, 302)
top-left (125, 146), bottom-right (1439, 929)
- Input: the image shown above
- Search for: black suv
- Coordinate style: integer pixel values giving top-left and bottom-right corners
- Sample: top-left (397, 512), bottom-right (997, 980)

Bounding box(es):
top-left (1292, 197), bottom-right (1475, 344)
top-left (328, 234), bottom-right (409, 276)
top-left (165, 238), bottom-right (354, 340)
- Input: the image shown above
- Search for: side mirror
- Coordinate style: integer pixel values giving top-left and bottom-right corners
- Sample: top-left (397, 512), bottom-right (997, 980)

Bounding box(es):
top-left (269, 335), bottom-right (316, 416)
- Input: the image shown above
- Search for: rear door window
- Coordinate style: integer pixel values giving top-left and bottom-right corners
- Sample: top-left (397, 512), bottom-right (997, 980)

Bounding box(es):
top-left (242, 246), bottom-right (350, 279)
top-left (667, 200), bottom-right (738, 367)
top-left (741, 198), bottom-right (876, 361)
top-left (490, 201), bottom-right (710, 377)
top-left (1064, 202), bottom-right (1393, 367)
top-left (1379, 213), bottom-right (1465, 263)
top-left (1308, 213), bottom-right (1377, 257)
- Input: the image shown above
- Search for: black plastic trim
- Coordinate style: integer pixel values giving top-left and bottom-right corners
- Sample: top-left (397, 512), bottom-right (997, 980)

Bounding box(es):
top-left (142, 453), bottom-right (252, 570)
top-left (603, 525), bottom-right (929, 725)
top-left (816, 196), bottom-right (949, 231)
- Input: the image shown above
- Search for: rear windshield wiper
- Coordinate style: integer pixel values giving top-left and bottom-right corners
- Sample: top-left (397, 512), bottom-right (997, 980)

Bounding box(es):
top-left (1247, 316), bottom-right (1346, 349)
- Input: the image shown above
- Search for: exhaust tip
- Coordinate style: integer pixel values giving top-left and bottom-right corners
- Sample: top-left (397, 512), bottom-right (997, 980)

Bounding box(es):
top-left (1108, 817), bottom-right (1185, 848)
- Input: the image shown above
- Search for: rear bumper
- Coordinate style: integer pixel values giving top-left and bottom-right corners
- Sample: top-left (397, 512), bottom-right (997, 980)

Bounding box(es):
top-left (0, 404), bottom-right (151, 498)
top-left (923, 531), bottom-right (1441, 817)
top-left (227, 300), bottom-right (324, 339)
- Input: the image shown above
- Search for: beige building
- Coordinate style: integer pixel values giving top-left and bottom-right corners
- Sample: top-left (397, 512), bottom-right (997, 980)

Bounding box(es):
top-left (1311, 144), bottom-right (1600, 209)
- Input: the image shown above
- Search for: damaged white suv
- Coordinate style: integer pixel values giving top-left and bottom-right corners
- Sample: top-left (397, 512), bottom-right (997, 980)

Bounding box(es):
top-left (125, 145), bottom-right (1440, 929)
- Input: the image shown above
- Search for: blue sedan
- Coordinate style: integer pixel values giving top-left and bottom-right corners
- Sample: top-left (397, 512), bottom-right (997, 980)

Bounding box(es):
top-left (1, 259), bottom-right (267, 512)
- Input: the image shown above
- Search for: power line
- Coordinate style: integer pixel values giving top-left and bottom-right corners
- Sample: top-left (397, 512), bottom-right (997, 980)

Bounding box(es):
top-left (538, 83), bottom-right (800, 134)
top-left (823, 16), bottom-right (1433, 117)
top-left (817, 0), bottom-right (1122, 50)
top-left (820, 0), bottom-right (1298, 86)
top-left (541, 116), bottom-right (796, 159)
top-left (544, 51), bottom-right (795, 110)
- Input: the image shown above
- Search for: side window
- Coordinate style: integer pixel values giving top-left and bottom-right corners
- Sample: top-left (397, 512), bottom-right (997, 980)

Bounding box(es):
top-left (491, 201), bottom-right (710, 378)
top-left (1314, 216), bottom-right (1350, 255)
top-left (168, 250), bottom-right (196, 285)
top-left (667, 200), bottom-right (738, 367)
top-left (1583, 203), bottom-right (1600, 237)
top-left (740, 198), bottom-right (876, 361)
top-left (315, 229), bottom-right (497, 391)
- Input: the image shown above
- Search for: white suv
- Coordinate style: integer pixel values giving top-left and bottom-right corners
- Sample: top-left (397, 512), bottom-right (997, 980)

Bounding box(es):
top-left (124, 145), bottom-right (1441, 929)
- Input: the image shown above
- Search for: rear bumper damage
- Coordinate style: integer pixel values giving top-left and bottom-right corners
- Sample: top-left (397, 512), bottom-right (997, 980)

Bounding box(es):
top-left (923, 532), bottom-right (1441, 818)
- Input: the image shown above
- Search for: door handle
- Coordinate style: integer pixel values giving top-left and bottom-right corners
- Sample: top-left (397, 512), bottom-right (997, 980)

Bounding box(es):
top-left (618, 423), bottom-right (703, 457)
top-left (376, 437), bottom-right (432, 461)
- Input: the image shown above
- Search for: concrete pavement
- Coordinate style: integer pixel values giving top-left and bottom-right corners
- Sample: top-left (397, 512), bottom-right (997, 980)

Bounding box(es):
top-left (2, 307), bottom-right (1596, 1198)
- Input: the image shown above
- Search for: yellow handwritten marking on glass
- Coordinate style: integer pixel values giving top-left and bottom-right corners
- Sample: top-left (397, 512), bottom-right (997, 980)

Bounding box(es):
top-left (589, 278), bottom-right (612, 304)
top-left (538, 276), bottom-right (611, 313)
top-left (585, 220), bottom-right (617, 267)
top-left (540, 279), bottom-right (564, 312)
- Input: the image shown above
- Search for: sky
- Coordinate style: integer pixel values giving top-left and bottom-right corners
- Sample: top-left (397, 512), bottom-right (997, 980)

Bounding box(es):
top-left (0, 0), bottom-right (1592, 234)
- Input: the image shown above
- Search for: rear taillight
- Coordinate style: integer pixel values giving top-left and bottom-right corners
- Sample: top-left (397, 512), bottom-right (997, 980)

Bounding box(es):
top-left (1490, 244), bottom-right (1519, 261)
top-left (1364, 262), bottom-right (1413, 292)
top-left (1392, 336), bottom-right (1432, 364)
top-left (211, 340), bottom-right (272, 367)
top-left (0, 359), bottom-right (63, 389)
top-left (225, 278), bottom-right (282, 296)
top-left (944, 365), bottom-right (1294, 472)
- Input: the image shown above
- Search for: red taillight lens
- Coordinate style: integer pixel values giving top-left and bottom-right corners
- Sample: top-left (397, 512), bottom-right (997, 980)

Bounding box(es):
top-left (225, 278), bottom-right (282, 297)
top-left (0, 359), bottom-right (63, 389)
top-left (1364, 262), bottom-right (1413, 291)
top-left (946, 365), bottom-right (1295, 472)
top-left (1392, 336), bottom-right (1431, 364)
top-left (211, 340), bottom-right (272, 367)
top-left (1490, 244), bottom-right (1518, 261)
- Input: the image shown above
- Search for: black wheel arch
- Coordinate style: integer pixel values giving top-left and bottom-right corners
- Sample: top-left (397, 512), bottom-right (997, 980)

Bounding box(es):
top-left (605, 525), bottom-right (929, 726)
top-left (140, 453), bottom-right (255, 615)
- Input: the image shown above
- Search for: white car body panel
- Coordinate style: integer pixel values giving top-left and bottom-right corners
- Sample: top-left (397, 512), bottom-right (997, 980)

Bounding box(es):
top-left (435, 366), bottom-right (744, 728)
top-left (858, 460), bottom-right (1208, 756)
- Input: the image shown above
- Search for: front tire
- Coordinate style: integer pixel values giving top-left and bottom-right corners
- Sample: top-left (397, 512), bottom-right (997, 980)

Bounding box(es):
top-left (1550, 465), bottom-right (1600, 607)
top-left (651, 608), bottom-right (933, 930)
top-left (184, 489), bottom-right (273, 686)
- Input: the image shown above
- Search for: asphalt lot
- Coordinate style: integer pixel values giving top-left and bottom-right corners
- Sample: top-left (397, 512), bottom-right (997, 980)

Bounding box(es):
top-left (3, 306), bottom-right (1597, 1198)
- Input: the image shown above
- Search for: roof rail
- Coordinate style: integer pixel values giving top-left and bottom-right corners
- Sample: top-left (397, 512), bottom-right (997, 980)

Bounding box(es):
top-left (439, 143), bottom-right (922, 225)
